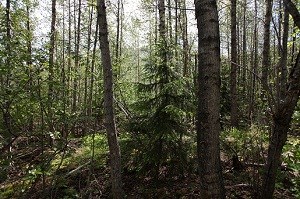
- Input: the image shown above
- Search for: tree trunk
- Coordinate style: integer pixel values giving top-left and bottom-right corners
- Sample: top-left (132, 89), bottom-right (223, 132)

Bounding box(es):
top-left (116, 0), bottom-right (121, 76)
top-left (261, 51), bottom-right (300, 198)
top-left (195, 0), bottom-right (225, 198)
top-left (89, 13), bottom-right (99, 117)
top-left (67, 0), bottom-right (72, 112)
top-left (62, 0), bottom-right (67, 138)
top-left (48, 0), bottom-right (56, 132)
top-left (242, 0), bottom-right (247, 96)
top-left (72, 0), bottom-right (82, 113)
top-left (84, 2), bottom-right (94, 117)
top-left (230, 0), bottom-right (238, 127)
top-left (284, 0), bottom-right (300, 28)
top-left (26, 3), bottom-right (33, 131)
top-left (248, 0), bottom-right (258, 123)
top-left (182, 0), bottom-right (189, 77)
top-left (261, 1), bottom-right (300, 197)
top-left (279, 3), bottom-right (289, 99)
top-left (262, 0), bottom-right (272, 92)
top-left (97, 0), bottom-right (123, 198)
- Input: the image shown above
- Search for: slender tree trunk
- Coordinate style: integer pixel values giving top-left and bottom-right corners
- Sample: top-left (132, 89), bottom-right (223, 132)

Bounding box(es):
top-left (26, 3), bottom-right (34, 131)
top-left (262, 0), bottom-right (273, 92)
top-left (261, 51), bottom-right (300, 198)
top-left (167, 0), bottom-right (172, 41)
top-left (62, 0), bottom-right (67, 138)
top-left (72, 0), bottom-right (82, 113)
top-left (261, 1), bottom-right (300, 197)
top-left (5, 0), bottom-right (11, 86)
top-left (88, 13), bottom-right (99, 117)
top-left (116, 0), bottom-right (121, 76)
top-left (97, 0), bottom-right (123, 198)
top-left (195, 0), bottom-right (225, 198)
top-left (249, 0), bottom-right (258, 123)
top-left (279, 4), bottom-right (289, 98)
top-left (48, 0), bottom-right (56, 132)
top-left (182, 0), bottom-right (189, 77)
top-left (230, 0), bottom-right (238, 127)
top-left (158, 0), bottom-right (168, 72)
top-left (156, 0), bottom-right (168, 178)
top-left (242, 0), bottom-right (247, 96)
top-left (67, 0), bottom-right (72, 111)
top-left (84, 2), bottom-right (94, 117)
top-left (120, 0), bottom-right (124, 59)
top-left (174, 0), bottom-right (178, 64)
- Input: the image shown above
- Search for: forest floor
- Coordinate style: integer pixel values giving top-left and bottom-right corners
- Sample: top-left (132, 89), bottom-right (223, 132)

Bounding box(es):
top-left (0, 134), bottom-right (299, 199)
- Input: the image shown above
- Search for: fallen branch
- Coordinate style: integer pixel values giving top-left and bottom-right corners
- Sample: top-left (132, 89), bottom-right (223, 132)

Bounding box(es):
top-left (66, 161), bottom-right (91, 177)
top-left (244, 162), bottom-right (293, 172)
top-left (225, 183), bottom-right (252, 189)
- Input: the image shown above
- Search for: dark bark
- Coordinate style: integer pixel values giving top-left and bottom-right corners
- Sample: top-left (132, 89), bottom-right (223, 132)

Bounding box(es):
top-left (48, 0), bottom-right (56, 132)
top-left (284, 0), bottom-right (300, 28)
top-left (195, 0), bottom-right (225, 198)
top-left (168, 0), bottom-right (172, 40)
top-left (261, 51), bottom-right (300, 198)
top-left (261, 1), bottom-right (300, 197)
top-left (72, 0), bottom-right (82, 113)
top-left (88, 14), bottom-right (99, 117)
top-left (181, 0), bottom-right (189, 77)
top-left (97, 0), bottom-right (123, 198)
top-left (279, 5), bottom-right (289, 99)
top-left (158, 0), bottom-right (168, 74)
top-left (5, 0), bottom-right (11, 86)
top-left (26, 3), bottom-right (33, 131)
top-left (242, 0), bottom-right (247, 96)
top-left (262, 0), bottom-right (272, 92)
top-left (84, 2), bottom-right (94, 116)
top-left (248, 0), bottom-right (258, 123)
top-left (230, 0), bottom-right (238, 127)
top-left (62, 0), bottom-right (67, 138)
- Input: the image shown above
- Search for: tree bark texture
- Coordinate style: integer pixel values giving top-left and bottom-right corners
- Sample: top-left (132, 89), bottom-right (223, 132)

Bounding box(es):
top-left (72, 0), bottom-right (82, 113)
top-left (261, 1), bottom-right (300, 197)
top-left (262, 0), bottom-right (272, 91)
top-left (48, 0), bottom-right (56, 132)
top-left (230, 0), bottom-right (238, 127)
top-left (97, 0), bottom-right (123, 198)
top-left (261, 51), bottom-right (300, 198)
top-left (195, 0), bottom-right (225, 198)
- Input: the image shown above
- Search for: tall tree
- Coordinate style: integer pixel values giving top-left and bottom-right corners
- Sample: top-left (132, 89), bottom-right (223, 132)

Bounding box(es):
top-left (248, 0), bottom-right (259, 123)
top-left (261, 0), bottom-right (273, 92)
top-left (48, 0), bottom-right (56, 132)
top-left (181, 0), bottom-right (190, 77)
top-left (279, 4), bottom-right (289, 99)
top-left (26, 0), bottom-right (33, 132)
top-left (72, 0), bottom-right (82, 113)
top-left (84, 1), bottom-right (94, 117)
top-left (242, 0), bottom-right (247, 96)
top-left (158, 0), bottom-right (167, 64)
top-left (195, 0), bottom-right (225, 198)
top-left (230, 0), bottom-right (238, 127)
top-left (261, 0), bottom-right (300, 197)
top-left (97, 0), bottom-right (123, 198)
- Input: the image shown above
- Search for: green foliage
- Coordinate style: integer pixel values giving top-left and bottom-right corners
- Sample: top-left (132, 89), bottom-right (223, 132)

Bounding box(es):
top-left (291, 100), bottom-right (300, 133)
top-left (221, 127), bottom-right (268, 162)
top-left (82, 133), bottom-right (108, 160)
top-left (282, 137), bottom-right (300, 197)
top-left (125, 41), bottom-right (194, 177)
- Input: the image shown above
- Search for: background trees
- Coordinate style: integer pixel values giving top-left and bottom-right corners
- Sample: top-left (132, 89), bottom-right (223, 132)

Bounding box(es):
top-left (0, 0), bottom-right (299, 198)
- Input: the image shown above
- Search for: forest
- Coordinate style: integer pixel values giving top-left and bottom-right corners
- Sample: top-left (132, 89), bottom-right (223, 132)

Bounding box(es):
top-left (0, 0), bottom-right (299, 198)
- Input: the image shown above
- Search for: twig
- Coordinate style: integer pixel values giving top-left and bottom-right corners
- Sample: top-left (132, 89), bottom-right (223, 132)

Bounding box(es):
top-left (66, 161), bottom-right (91, 177)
